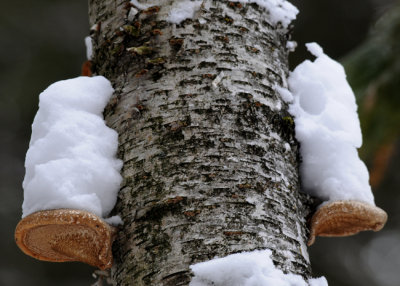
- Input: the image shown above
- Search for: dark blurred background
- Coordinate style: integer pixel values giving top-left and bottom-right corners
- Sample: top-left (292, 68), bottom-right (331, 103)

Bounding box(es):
top-left (0, 0), bottom-right (398, 285)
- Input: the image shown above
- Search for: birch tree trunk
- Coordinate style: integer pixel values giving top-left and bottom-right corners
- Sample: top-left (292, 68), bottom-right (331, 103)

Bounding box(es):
top-left (89, 0), bottom-right (313, 285)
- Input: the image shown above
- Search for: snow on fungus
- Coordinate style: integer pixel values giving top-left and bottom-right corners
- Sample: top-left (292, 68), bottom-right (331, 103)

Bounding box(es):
top-left (281, 43), bottom-right (388, 244)
top-left (17, 76), bottom-right (122, 268)
top-left (286, 43), bottom-right (374, 204)
top-left (22, 76), bottom-right (122, 219)
top-left (308, 201), bottom-right (387, 246)
top-left (190, 249), bottom-right (328, 286)
top-left (15, 209), bottom-right (116, 270)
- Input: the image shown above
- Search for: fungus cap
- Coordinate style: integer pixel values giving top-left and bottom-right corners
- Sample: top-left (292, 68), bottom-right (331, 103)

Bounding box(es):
top-left (308, 200), bottom-right (387, 246)
top-left (15, 209), bottom-right (116, 270)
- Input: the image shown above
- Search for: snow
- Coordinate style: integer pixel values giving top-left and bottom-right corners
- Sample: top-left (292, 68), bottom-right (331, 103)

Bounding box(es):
top-left (131, 0), bottom-right (297, 28)
top-left (286, 40), bottom-right (297, 52)
top-left (305, 42), bottom-right (323, 57)
top-left (127, 7), bottom-right (139, 21)
top-left (84, 36), bottom-right (93, 60)
top-left (105, 215), bottom-right (124, 226)
top-left (309, 277), bottom-right (329, 286)
top-left (278, 43), bottom-right (374, 205)
top-left (275, 84), bottom-right (294, 102)
top-left (212, 72), bottom-right (225, 88)
top-left (22, 76), bottom-right (123, 218)
top-left (232, 0), bottom-right (299, 28)
top-left (130, 0), bottom-right (154, 10)
top-left (190, 249), bottom-right (327, 286)
top-left (284, 142), bottom-right (291, 152)
top-left (166, 0), bottom-right (203, 24)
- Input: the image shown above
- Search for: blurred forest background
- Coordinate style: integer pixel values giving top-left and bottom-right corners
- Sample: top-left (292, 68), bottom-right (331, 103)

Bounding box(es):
top-left (0, 0), bottom-right (398, 285)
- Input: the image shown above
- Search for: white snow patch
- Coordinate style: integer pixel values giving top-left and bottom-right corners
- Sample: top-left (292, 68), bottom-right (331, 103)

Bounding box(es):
top-left (227, 156), bottom-right (239, 162)
top-left (127, 7), bottom-right (139, 21)
top-left (84, 36), bottom-right (93, 60)
top-left (190, 249), bottom-right (327, 286)
top-left (284, 142), bottom-right (291, 152)
top-left (286, 40), bottom-right (298, 52)
top-left (305, 42), bottom-right (323, 57)
top-left (246, 196), bottom-right (267, 219)
top-left (166, 0), bottom-right (203, 24)
top-left (212, 71), bottom-right (225, 88)
top-left (90, 23), bottom-right (99, 32)
top-left (130, 0), bottom-right (297, 28)
top-left (130, 0), bottom-right (155, 10)
top-left (232, 0), bottom-right (298, 28)
top-left (274, 99), bottom-right (282, 111)
top-left (276, 84), bottom-right (294, 102)
top-left (309, 277), bottom-right (329, 286)
top-left (269, 131), bottom-right (281, 141)
top-left (284, 42), bottom-right (374, 205)
top-left (252, 92), bottom-right (278, 111)
top-left (22, 76), bottom-right (123, 218)
top-left (296, 220), bottom-right (309, 263)
top-left (105, 215), bottom-right (124, 226)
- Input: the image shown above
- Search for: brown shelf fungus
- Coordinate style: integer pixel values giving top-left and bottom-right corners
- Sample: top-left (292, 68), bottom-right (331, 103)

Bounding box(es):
top-left (15, 209), bottom-right (117, 270)
top-left (308, 200), bottom-right (387, 246)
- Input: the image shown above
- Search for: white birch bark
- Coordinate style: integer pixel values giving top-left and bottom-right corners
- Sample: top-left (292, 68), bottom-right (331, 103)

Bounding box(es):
top-left (88, 1), bottom-right (313, 285)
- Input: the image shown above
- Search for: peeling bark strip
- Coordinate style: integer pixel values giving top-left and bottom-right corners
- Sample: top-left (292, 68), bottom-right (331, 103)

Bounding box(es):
top-left (89, 0), bottom-right (312, 285)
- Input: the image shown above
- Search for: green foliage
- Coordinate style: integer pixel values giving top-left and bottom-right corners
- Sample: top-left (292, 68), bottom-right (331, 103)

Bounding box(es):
top-left (343, 4), bottom-right (400, 161)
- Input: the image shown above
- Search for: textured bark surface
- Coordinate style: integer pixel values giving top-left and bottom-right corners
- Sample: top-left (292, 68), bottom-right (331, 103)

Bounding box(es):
top-left (89, 0), bottom-right (313, 285)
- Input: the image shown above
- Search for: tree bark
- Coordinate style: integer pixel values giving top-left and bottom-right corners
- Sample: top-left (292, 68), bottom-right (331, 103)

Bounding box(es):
top-left (89, 0), bottom-right (313, 285)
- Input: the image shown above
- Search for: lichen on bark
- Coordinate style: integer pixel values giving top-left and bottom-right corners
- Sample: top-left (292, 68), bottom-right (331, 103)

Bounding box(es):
top-left (89, 0), bottom-right (313, 285)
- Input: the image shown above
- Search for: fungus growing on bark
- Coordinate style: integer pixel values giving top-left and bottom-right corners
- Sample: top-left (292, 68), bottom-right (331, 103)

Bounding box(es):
top-left (15, 209), bottom-right (116, 269)
top-left (16, 77), bottom-right (122, 269)
top-left (308, 200), bottom-right (387, 246)
top-left (277, 43), bottom-right (388, 245)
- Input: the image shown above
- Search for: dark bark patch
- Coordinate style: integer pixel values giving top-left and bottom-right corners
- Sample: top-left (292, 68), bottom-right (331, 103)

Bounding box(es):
top-left (169, 37), bottom-right (184, 51)
top-left (135, 69), bottom-right (149, 77)
top-left (202, 73), bottom-right (216, 79)
top-left (183, 210), bottom-right (201, 217)
top-left (198, 61), bottom-right (218, 69)
top-left (143, 6), bottom-right (160, 15)
top-left (228, 2), bottom-right (243, 9)
top-left (161, 270), bottom-right (191, 286)
top-left (215, 35), bottom-right (230, 43)
top-left (152, 70), bottom-right (163, 81)
top-left (127, 45), bottom-right (154, 56)
top-left (246, 45), bottom-right (260, 53)
top-left (123, 25), bottom-right (140, 37)
top-left (246, 144), bottom-right (266, 157)
top-left (238, 183), bottom-right (252, 189)
top-left (136, 197), bottom-right (187, 222)
top-left (166, 196), bottom-right (184, 204)
top-left (223, 16), bottom-right (234, 24)
top-left (223, 231), bottom-right (244, 236)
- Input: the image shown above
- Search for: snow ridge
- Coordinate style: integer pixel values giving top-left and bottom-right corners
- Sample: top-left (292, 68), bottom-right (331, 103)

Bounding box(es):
top-left (22, 76), bottom-right (122, 218)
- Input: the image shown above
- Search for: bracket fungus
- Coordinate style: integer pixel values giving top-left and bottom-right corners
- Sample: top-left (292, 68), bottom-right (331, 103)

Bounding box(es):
top-left (308, 200), bottom-right (387, 246)
top-left (15, 209), bottom-right (116, 270)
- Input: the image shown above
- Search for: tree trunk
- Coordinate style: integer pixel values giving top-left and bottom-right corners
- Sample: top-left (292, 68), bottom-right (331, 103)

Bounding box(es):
top-left (89, 0), bottom-right (313, 285)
